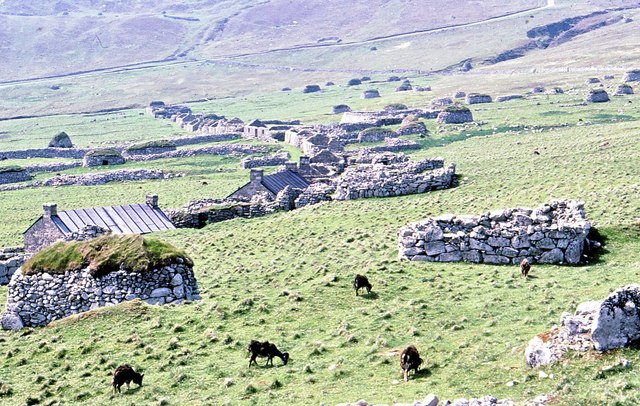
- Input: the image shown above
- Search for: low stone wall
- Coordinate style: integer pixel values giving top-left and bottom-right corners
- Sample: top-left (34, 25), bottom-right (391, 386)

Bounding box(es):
top-left (1, 263), bottom-right (200, 329)
top-left (24, 161), bottom-right (82, 174)
top-left (0, 169), bottom-right (181, 192)
top-left (125, 144), bottom-right (267, 162)
top-left (0, 169), bottom-right (32, 185)
top-left (0, 148), bottom-right (90, 160)
top-left (171, 133), bottom-right (240, 146)
top-left (241, 152), bottom-right (290, 169)
top-left (466, 94), bottom-right (492, 104)
top-left (366, 138), bottom-right (420, 153)
top-left (496, 95), bottom-right (524, 102)
top-left (0, 248), bottom-right (26, 285)
top-left (399, 200), bottom-right (590, 265)
top-left (123, 146), bottom-right (176, 156)
top-left (334, 158), bottom-right (454, 200)
top-left (294, 183), bottom-right (334, 208)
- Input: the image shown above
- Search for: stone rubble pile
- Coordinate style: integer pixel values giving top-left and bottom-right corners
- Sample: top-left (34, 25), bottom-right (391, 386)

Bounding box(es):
top-left (1, 262), bottom-right (200, 329)
top-left (399, 200), bottom-right (591, 265)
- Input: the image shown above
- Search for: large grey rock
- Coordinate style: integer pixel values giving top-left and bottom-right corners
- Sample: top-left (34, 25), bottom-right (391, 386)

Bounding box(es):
top-left (592, 285), bottom-right (640, 351)
top-left (1, 311), bottom-right (24, 330)
top-left (538, 248), bottom-right (564, 264)
top-left (525, 335), bottom-right (558, 367)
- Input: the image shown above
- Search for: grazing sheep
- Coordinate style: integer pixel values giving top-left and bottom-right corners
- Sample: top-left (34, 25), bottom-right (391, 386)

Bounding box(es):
top-left (520, 258), bottom-right (531, 278)
top-left (353, 274), bottom-right (372, 296)
top-left (248, 340), bottom-right (289, 367)
top-left (112, 364), bottom-right (144, 393)
top-left (400, 345), bottom-right (423, 382)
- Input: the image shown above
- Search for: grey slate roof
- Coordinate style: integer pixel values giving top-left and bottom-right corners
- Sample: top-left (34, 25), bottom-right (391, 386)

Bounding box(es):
top-left (262, 170), bottom-right (310, 195)
top-left (52, 204), bottom-right (174, 235)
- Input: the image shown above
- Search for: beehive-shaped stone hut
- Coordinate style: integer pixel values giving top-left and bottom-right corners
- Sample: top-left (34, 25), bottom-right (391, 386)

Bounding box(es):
top-left (585, 77), bottom-right (601, 84)
top-left (585, 89), bottom-right (610, 103)
top-left (431, 97), bottom-right (453, 107)
top-left (0, 165), bottom-right (31, 185)
top-left (332, 104), bottom-right (352, 114)
top-left (436, 105), bottom-right (473, 124)
top-left (83, 149), bottom-right (125, 167)
top-left (1, 234), bottom-right (200, 329)
top-left (614, 84), bottom-right (634, 95)
top-left (622, 70), bottom-right (640, 82)
top-left (48, 132), bottom-right (73, 148)
top-left (361, 89), bottom-right (380, 99)
top-left (303, 84), bottom-right (321, 93)
top-left (465, 93), bottom-right (492, 104)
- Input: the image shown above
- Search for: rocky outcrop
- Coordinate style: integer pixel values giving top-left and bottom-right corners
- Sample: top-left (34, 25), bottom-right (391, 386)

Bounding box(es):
top-left (614, 84), bottom-right (634, 95)
top-left (1, 262), bottom-right (200, 329)
top-left (399, 200), bottom-right (591, 265)
top-left (591, 285), bottom-right (640, 351)
top-left (623, 70), bottom-right (640, 82)
top-left (585, 89), bottom-right (609, 103)
top-left (496, 95), bottom-right (524, 102)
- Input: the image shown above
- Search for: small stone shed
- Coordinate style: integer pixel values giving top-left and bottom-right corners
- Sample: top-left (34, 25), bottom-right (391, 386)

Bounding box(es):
top-left (48, 132), bottom-right (73, 148)
top-left (83, 149), bottom-right (125, 167)
top-left (23, 194), bottom-right (175, 253)
top-left (0, 166), bottom-right (32, 185)
top-left (228, 168), bottom-right (310, 200)
top-left (244, 119), bottom-right (270, 139)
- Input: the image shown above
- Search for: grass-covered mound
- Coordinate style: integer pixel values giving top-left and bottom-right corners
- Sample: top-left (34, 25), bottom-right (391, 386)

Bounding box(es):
top-left (85, 148), bottom-right (122, 157)
top-left (22, 234), bottom-right (193, 277)
top-left (0, 165), bottom-right (25, 174)
top-left (125, 140), bottom-right (176, 152)
top-left (443, 104), bottom-right (471, 113)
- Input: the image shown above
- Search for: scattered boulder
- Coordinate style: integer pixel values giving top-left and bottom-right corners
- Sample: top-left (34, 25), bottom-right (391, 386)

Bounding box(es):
top-left (585, 77), bottom-right (601, 84)
top-left (465, 93), bottom-right (492, 104)
top-left (614, 84), bottom-right (634, 96)
top-left (325, 81), bottom-right (335, 86)
top-left (592, 285), bottom-right (640, 351)
top-left (347, 78), bottom-right (362, 86)
top-left (332, 104), bottom-right (352, 114)
top-left (603, 74), bottom-right (615, 80)
top-left (623, 69), bottom-right (640, 82)
top-left (360, 76), bottom-right (371, 81)
top-left (0, 312), bottom-right (24, 330)
top-left (461, 60), bottom-right (473, 71)
top-left (303, 85), bottom-right (321, 93)
top-left (546, 87), bottom-right (564, 94)
top-left (48, 132), bottom-right (73, 148)
top-left (361, 89), bottom-right (380, 99)
top-left (496, 94), bottom-right (524, 102)
top-left (585, 89), bottom-right (610, 103)
top-left (436, 105), bottom-right (473, 124)
top-left (531, 86), bottom-right (545, 94)
top-left (431, 97), bottom-right (453, 107)
top-left (453, 91), bottom-right (466, 98)
top-left (281, 87), bottom-right (291, 91)
top-left (414, 86), bottom-right (431, 92)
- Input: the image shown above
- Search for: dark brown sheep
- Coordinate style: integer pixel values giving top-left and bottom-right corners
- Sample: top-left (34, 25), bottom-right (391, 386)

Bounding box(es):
top-left (248, 340), bottom-right (289, 367)
top-left (112, 364), bottom-right (144, 393)
top-left (400, 345), bottom-right (423, 382)
top-left (353, 274), bottom-right (372, 296)
top-left (520, 258), bottom-right (531, 278)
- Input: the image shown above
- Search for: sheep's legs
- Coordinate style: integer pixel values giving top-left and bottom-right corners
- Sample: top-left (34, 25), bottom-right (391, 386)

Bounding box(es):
top-left (403, 369), bottom-right (409, 382)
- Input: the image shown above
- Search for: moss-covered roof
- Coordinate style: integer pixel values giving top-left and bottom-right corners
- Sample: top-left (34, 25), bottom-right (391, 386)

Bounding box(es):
top-left (22, 234), bottom-right (193, 277)
top-left (443, 105), bottom-right (471, 113)
top-left (85, 148), bottom-right (123, 158)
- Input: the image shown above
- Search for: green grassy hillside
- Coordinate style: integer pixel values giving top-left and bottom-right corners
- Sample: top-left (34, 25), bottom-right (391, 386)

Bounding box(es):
top-left (0, 84), bottom-right (639, 404)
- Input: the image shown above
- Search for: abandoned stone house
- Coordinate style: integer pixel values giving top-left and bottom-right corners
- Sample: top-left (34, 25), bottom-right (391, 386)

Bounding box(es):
top-left (244, 119), bottom-right (270, 139)
top-left (228, 166), bottom-right (310, 200)
top-left (23, 194), bottom-right (175, 253)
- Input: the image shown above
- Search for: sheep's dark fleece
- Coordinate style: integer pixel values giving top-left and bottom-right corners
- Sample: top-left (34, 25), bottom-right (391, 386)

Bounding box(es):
top-left (520, 258), bottom-right (531, 278)
top-left (400, 345), bottom-right (423, 382)
top-left (248, 340), bottom-right (289, 367)
top-left (112, 364), bottom-right (144, 393)
top-left (353, 274), bottom-right (372, 296)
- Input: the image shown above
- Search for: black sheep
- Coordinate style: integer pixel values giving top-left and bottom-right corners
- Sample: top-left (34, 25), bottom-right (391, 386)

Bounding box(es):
top-left (400, 345), bottom-right (423, 382)
top-left (248, 340), bottom-right (289, 367)
top-left (353, 274), bottom-right (372, 296)
top-left (112, 364), bottom-right (144, 393)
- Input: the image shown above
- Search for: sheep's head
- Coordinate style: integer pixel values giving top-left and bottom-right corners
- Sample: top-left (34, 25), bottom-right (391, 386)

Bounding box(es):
top-left (281, 352), bottom-right (290, 365)
top-left (133, 373), bottom-right (144, 387)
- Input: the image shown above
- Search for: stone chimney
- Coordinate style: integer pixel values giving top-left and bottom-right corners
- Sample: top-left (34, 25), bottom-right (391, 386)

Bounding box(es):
top-left (250, 169), bottom-right (264, 184)
top-left (285, 162), bottom-right (298, 172)
top-left (43, 203), bottom-right (57, 219)
top-left (146, 194), bottom-right (159, 208)
top-left (299, 156), bottom-right (311, 171)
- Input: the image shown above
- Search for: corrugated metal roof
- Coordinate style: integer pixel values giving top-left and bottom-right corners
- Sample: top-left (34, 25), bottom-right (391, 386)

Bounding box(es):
top-left (261, 170), bottom-right (309, 195)
top-left (54, 203), bottom-right (174, 235)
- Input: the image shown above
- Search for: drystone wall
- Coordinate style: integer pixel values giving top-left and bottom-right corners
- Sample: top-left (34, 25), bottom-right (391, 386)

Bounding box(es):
top-left (171, 133), bottom-right (240, 146)
top-left (1, 263), bottom-right (200, 329)
top-left (24, 162), bottom-right (82, 174)
top-left (399, 200), bottom-right (590, 265)
top-left (496, 95), bottom-right (524, 102)
top-left (0, 170), bottom-right (32, 185)
top-left (0, 248), bottom-right (26, 285)
top-left (365, 139), bottom-right (420, 153)
top-left (334, 158), bottom-right (454, 200)
top-left (241, 152), bottom-right (290, 169)
top-left (125, 144), bottom-right (267, 162)
top-left (0, 148), bottom-right (90, 160)
top-left (0, 169), bottom-right (180, 192)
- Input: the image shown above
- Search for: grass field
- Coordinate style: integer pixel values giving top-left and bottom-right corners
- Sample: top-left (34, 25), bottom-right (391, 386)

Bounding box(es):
top-left (0, 78), bottom-right (639, 405)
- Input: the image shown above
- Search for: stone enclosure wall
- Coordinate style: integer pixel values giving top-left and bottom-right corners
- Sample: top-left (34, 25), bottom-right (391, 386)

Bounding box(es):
top-left (0, 169), bottom-right (32, 185)
top-left (399, 200), bottom-right (591, 265)
top-left (0, 248), bottom-right (26, 285)
top-left (1, 263), bottom-right (200, 329)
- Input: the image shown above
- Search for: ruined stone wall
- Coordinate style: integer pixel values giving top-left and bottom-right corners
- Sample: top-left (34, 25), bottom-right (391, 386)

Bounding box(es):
top-left (399, 200), bottom-right (590, 265)
top-left (0, 170), bottom-right (32, 185)
top-left (0, 148), bottom-right (89, 160)
top-left (24, 162), bottom-right (82, 174)
top-left (171, 133), bottom-right (240, 146)
top-left (1, 263), bottom-right (200, 329)
top-left (334, 159), bottom-right (453, 200)
top-left (125, 144), bottom-right (267, 162)
top-left (241, 152), bottom-right (289, 169)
